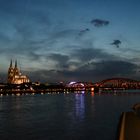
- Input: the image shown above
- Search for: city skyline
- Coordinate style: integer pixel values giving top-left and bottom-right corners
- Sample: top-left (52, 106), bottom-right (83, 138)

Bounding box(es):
top-left (0, 0), bottom-right (140, 82)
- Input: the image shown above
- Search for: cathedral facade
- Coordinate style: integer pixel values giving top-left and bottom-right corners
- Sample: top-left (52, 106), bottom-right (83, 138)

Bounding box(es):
top-left (8, 60), bottom-right (30, 84)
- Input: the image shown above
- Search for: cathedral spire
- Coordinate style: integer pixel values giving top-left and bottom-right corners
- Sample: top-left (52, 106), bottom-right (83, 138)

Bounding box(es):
top-left (10, 59), bottom-right (12, 67)
top-left (15, 60), bottom-right (17, 68)
top-left (8, 60), bottom-right (14, 83)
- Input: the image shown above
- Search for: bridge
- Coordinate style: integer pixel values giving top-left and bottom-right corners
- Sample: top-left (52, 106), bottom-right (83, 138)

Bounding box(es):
top-left (97, 78), bottom-right (140, 89)
top-left (67, 78), bottom-right (140, 92)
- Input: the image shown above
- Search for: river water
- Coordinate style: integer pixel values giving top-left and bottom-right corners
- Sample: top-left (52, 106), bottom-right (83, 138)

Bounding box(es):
top-left (0, 93), bottom-right (140, 140)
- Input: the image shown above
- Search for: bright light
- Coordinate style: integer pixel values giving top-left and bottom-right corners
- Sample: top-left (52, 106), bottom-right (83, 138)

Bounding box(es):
top-left (91, 87), bottom-right (94, 91)
top-left (69, 81), bottom-right (76, 85)
top-left (79, 83), bottom-right (84, 87)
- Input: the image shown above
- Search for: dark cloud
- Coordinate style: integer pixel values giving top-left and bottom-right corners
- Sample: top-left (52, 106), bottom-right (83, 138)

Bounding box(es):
top-left (24, 60), bottom-right (139, 83)
top-left (75, 60), bottom-right (138, 81)
top-left (48, 53), bottom-right (70, 69)
top-left (111, 40), bottom-right (121, 48)
top-left (93, 61), bottom-right (137, 76)
top-left (72, 48), bottom-right (117, 62)
top-left (49, 53), bottom-right (69, 62)
top-left (91, 19), bottom-right (110, 27)
top-left (72, 60), bottom-right (138, 81)
top-left (78, 28), bottom-right (90, 36)
top-left (25, 69), bottom-right (65, 83)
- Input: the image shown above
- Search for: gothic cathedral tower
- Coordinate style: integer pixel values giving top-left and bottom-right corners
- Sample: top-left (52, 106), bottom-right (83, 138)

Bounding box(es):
top-left (7, 60), bottom-right (30, 84)
top-left (14, 60), bottom-right (19, 76)
top-left (8, 60), bottom-right (14, 83)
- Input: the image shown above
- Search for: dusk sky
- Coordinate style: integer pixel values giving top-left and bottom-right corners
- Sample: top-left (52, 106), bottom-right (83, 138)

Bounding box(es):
top-left (0, 0), bottom-right (140, 82)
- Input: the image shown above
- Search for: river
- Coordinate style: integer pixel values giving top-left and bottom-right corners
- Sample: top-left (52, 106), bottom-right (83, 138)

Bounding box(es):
top-left (0, 93), bottom-right (140, 140)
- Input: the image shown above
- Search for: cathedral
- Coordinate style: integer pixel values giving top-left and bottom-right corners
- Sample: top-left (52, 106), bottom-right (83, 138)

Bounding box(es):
top-left (8, 60), bottom-right (30, 84)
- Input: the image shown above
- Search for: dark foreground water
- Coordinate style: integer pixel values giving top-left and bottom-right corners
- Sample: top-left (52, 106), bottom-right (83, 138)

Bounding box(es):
top-left (0, 93), bottom-right (140, 140)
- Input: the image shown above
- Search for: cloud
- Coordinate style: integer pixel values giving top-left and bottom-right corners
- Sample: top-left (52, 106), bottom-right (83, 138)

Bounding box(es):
top-left (20, 43), bottom-right (139, 82)
top-left (76, 60), bottom-right (138, 81)
top-left (93, 60), bottom-right (137, 76)
top-left (48, 53), bottom-right (70, 69)
top-left (24, 60), bottom-right (139, 83)
top-left (91, 19), bottom-right (110, 27)
top-left (111, 40), bottom-right (121, 48)
top-left (78, 28), bottom-right (90, 36)
top-left (25, 69), bottom-right (66, 83)
top-left (73, 60), bottom-right (138, 81)
top-left (72, 48), bottom-right (117, 62)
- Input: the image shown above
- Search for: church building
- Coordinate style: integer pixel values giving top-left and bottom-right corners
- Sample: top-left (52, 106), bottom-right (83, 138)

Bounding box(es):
top-left (8, 60), bottom-right (30, 84)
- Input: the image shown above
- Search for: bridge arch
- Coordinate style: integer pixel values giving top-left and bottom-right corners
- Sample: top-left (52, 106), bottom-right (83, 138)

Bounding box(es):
top-left (98, 78), bottom-right (139, 88)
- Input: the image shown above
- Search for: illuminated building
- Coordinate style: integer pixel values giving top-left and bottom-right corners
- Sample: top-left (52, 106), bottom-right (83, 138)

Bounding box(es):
top-left (8, 60), bottom-right (30, 84)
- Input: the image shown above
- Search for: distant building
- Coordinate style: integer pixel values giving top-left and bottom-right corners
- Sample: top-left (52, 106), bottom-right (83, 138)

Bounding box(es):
top-left (8, 60), bottom-right (30, 84)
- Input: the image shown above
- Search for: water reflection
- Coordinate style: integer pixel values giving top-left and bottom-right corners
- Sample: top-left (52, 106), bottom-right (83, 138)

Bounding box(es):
top-left (75, 94), bottom-right (85, 120)
top-left (91, 91), bottom-right (95, 97)
top-left (1, 94), bottom-right (140, 140)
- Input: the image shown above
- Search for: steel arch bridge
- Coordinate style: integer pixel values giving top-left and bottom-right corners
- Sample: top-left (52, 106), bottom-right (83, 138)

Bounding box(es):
top-left (98, 78), bottom-right (140, 88)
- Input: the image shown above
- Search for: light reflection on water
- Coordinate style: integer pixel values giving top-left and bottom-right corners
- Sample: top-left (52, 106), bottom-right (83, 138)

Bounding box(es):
top-left (0, 93), bottom-right (140, 140)
top-left (75, 94), bottom-right (85, 120)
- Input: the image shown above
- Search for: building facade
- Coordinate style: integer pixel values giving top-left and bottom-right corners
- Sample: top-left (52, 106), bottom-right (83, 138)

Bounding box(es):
top-left (8, 60), bottom-right (30, 84)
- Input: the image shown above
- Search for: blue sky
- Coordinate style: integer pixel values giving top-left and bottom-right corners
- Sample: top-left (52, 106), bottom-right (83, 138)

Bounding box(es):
top-left (0, 0), bottom-right (140, 82)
